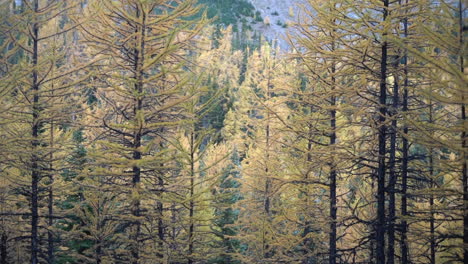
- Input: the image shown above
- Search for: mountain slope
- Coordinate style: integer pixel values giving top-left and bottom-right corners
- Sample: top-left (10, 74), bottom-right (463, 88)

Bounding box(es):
top-left (248, 0), bottom-right (302, 49)
top-left (195, 0), bottom-right (303, 50)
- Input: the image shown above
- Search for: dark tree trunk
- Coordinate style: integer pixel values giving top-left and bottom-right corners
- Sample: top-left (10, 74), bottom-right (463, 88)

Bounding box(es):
top-left (302, 116), bottom-right (314, 264)
top-left (462, 112), bottom-right (467, 264)
top-left (95, 238), bottom-right (102, 264)
top-left (131, 5), bottom-right (145, 264)
top-left (47, 124), bottom-right (54, 264)
top-left (263, 73), bottom-right (272, 260)
top-left (188, 131), bottom-right (195, 264)
top-left (329, 109), bottom-right (337, 264)
top-left (96, 206), bottom-right (102, 264)
top-left (429, 191), bottom-right (436, 264)
top-left (329, 44), bottom-right (337, 264)
top-left (400, 1), bottom-right (409, 262)
top-left (157, 141), bottom-right (166, 257)
top-left (428, 103), bottom-right (436, 264)
top-left (31, 0), bottom-right (40, 263)
top-left (157, 165), bottom-right (164, 259)
top-left (131, 138), bottom-right (141, 264)
top-left (376, 1), bottom-right (389, 263)
top-left (263, 123), bottom-right (271, 260)
top-left (387, 60), bottom-right (399, 264)
top-left (0, 232), bottom-right (7, 264)
top-left (459, 1), bottom-right (468, 262)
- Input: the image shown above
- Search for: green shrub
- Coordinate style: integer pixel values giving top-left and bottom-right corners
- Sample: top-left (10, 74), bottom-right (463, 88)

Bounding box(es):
top-left (255, 11), bottom-right (263, 22)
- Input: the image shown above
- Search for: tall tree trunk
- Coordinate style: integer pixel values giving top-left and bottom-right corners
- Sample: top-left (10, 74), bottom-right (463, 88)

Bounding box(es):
top-left (263, 124), bottom-right (271, 260)
top-left (155, 136), bottom-right (165, 260)
top-left (429, 198), bottom-right (436, 263)
top-left (429, 188), bottom-right (436, 264)
top-left (400, 1), bottom-right (409, 262)
top-left (329, 103), bottom-right (337, 264)
top-left (132, 111), bottom-right (142, 264)
top-left (96, 199), bottom-right (102, 264)
top-left (302, 109), bottom-right (313, 264)
top-left (157, 163), bottom-right (164, 259)
top-left (131, 5), bottom-right (145, 264)
top-left (370, 179), bottom-right (376, 264)
top-left (264, 108), bottom-right (271, 220)
top-left (157, 194), bottom-right (164, 258)
top-left (376, 1), bottom-right (389, 263)
top-left (263, 72), bottom-right (272, 260)
top-left (458, 1), bottom-right (468, 261)
top-left (188, 131), bottom-right (195, 264)
top-left (31, 0), bottom-right (40, 263)
top-left (329, 38), bottom-right (337, 264)
top-left (428, 101), bottom-right (436, 264)
top-left (0, 231), bottom-right (7, 264)
top-left (170, 201), bottom-right (177, 260)
top-left (95, 243), bottom-right (102, 264)
top-left (48, 122), bottom-right (54, 264)
top-left (387, 60), bottom-right (399, 264)
top-left (47, 29), bottom-right (60, 262)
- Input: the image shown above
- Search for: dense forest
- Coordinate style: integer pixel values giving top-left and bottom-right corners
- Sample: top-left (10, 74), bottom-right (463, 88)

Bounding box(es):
top-left (0, 0), bottom-right (466, 263)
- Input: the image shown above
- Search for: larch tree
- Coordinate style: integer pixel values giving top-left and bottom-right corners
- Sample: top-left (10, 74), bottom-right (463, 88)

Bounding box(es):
top-left (232, 42), bottom-right (302, 263)
top-left (392, 0), bottom-right (467, 262)
top-left (80, 0), bottom-right (205, 262)
top-left (333, 1), bottom-right (401, 261)
top-left (0, 0), bottom-right (89, 262)
top-left (290, 0), bottom-right (353, 262)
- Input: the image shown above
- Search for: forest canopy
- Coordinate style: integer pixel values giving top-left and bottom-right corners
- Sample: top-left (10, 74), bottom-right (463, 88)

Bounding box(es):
top-left (0, 0), bottom-right (466, 264)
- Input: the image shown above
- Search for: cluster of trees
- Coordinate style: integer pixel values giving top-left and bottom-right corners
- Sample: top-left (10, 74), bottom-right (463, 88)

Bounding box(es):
top-left (196, 0), bottom-right (255, 26)
top-left (286, 0), bottom-right (466, 263)
top-left (0, 0), bottom-right (466, 264)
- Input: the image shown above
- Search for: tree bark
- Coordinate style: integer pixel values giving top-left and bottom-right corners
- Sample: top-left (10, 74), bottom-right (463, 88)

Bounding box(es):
top-left (0, 232), bottom-right (7, 264)
top-left (302, 110), bottom-right (313, 264)
top-left (131, 4), bottom-right (145, 264)
top-left (157, 151), bottom-right (165, 260)
top-left (387, 60), bottom-right (399, 264)
top-left (329, 36), bottom-right (337, 264)
top-left (188, 131), bottom-right (195, 264)
top-left (263, 68), bottom-right (272, 260)
top-left (48, 122), bottom-right (54, 264)
top-left (427, 101), bottom-right (436, 264)
top-left (376, 1), bottom-right (389, 263)
top-left (458, 1), bottom-right (467, 262)
top-left (31, 0), bottom-right (40, 263)
top-left (400, 1), bottom-right (409, 262)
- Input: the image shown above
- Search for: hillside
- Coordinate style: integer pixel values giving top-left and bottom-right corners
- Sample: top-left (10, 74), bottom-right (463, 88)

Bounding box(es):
top-left (248, 0), bottom-right (303, 49)
top-left (197, 0), bottom-right (302, 49)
